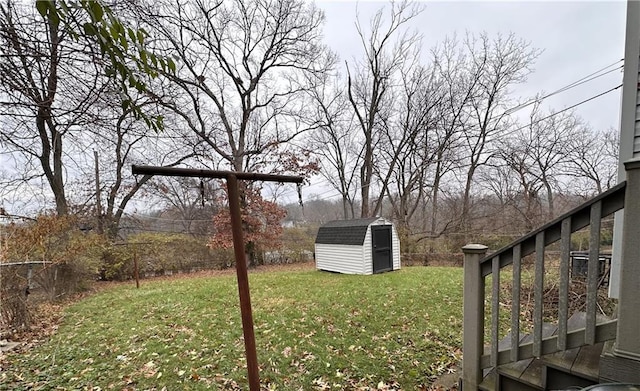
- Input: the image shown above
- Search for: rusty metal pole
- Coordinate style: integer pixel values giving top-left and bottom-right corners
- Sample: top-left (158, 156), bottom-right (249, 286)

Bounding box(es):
top-left (131, 164), bottom-right (304, 391)
top-left (226, 174), bottom-right (260, 391)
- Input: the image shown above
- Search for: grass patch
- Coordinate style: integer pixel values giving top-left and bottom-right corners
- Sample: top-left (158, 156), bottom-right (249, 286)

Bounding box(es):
top-left (1, 266), bottom-right (463, 390)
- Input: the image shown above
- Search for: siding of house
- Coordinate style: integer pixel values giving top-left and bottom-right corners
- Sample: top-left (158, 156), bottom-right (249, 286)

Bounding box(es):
top-left (617, 0), bottom-right (640, 161)
top-left (634, 60), bottom-right (640, 156)
top-left (611, 1), bottom-right (640, 299)
top-left (315, 243), bottom-right (364, 274)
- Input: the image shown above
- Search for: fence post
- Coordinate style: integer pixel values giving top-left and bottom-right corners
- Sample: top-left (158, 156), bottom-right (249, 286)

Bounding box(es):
top-left (615, 158), bottom-right (640, 362)
top-left (462, 244), bottom-right (488, 391)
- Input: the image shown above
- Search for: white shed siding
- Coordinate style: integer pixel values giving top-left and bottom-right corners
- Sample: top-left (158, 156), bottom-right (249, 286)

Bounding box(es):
top-left (392, 227), bottom-right (401, 270)
top-left (315, 244), bottom-right (364, 274)
top-left (363, 226), bottom-right (373, 275)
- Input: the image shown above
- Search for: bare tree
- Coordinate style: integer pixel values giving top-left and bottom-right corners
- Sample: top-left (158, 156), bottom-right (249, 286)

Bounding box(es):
top-left (345, 0), bottom-right (423, 217)
top-left (422, 39), bottom-right (474, 238)
top-left (307, 71), bottom-right (361, 219)
top-left (128, 0), bottom-right (332, 265)
top-left (384, 63), bottom-right (443, 238)
top-left (490, 103), bottom-right (586, 228)
top-left (492, 132), bottom-right (546, 231)
top-left (565, 127), bottom-right (619, 195)
top-left (529, 108), bottom-right (584, 219)
top-left (98, 105), bottom-right (197, 238)
top-left (147, 177), bottom-right (219, 236)
top-left (478, 161), bottom-right (533, 232)
top-left (134, 0), bottom-right (332, 175)
top-left (456, 32), bottom-right (540, 232)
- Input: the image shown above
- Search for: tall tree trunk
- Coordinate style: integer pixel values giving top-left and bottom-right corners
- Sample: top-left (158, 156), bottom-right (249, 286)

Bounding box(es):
top-left (360, 139), bottom-right (373, 217)
top-left (431, 159), bottom-right (442, 239)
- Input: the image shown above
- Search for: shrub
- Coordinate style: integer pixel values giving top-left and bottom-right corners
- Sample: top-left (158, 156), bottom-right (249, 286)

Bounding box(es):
top-left (0, 266), bottom-right (30, 335)
top-left (276, 225), bottom-right (317, 263)
top-left (100, 233), bottom-right (230, 280)
top-left (3, 215), bottom-right (103, 299)
top-left (1, 214), bottom-right (103, 334)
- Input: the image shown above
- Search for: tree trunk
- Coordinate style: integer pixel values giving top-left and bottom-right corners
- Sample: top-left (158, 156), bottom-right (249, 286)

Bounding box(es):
top-left (360, 139), bottom-right (373, 218)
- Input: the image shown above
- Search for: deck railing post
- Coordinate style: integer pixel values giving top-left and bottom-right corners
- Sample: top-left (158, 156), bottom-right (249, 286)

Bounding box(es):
top-left (462, 244), bottom-right (488, 391)
top-left (615, 158), bottom-right (640, 361)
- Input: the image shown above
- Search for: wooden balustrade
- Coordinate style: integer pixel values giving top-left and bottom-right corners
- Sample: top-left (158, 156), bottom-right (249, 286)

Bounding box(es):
top-left (462, 178), bottom-right (628, 390)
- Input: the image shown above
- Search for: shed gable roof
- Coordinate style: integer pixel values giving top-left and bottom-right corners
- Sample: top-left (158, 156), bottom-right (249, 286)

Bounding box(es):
top-left (315, 218), bottom-right (379, 245)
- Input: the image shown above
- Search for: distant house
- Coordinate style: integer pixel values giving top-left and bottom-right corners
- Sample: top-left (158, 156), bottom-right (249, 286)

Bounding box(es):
top-left (314, 217), bottom-right (400, 275)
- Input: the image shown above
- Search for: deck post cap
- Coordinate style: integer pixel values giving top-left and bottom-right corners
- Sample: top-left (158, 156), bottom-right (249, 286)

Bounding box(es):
top-left (461, 244), bottom-right (489, 254)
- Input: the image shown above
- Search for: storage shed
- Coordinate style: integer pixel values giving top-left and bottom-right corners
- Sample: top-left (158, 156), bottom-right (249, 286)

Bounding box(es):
top-left (314, 217), bottom-right (401, 275)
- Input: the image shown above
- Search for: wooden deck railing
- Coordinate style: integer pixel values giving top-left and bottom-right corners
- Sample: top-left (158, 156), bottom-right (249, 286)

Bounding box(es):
top-left (461, 180), bottom-right (627, 390)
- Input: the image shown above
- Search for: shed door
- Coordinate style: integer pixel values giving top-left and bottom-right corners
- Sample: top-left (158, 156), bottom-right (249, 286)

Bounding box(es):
top-left (372, 225), bottom-right (393, 273)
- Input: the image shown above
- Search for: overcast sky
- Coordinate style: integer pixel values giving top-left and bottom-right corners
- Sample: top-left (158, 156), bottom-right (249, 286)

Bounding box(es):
top-left (283, 0), bottom-right (628, 202)
top-left (316, 0), bottom-right (626, 132)
top-left (3, 1), bottom-right (630, 211)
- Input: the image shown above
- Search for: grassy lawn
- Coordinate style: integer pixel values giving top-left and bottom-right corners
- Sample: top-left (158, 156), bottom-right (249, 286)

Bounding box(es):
top-left (1, 266), bottom-right (463, 390)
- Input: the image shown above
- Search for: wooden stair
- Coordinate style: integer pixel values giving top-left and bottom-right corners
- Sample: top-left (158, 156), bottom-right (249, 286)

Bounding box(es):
top-left (479, 313), bottom-right (611, 391)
